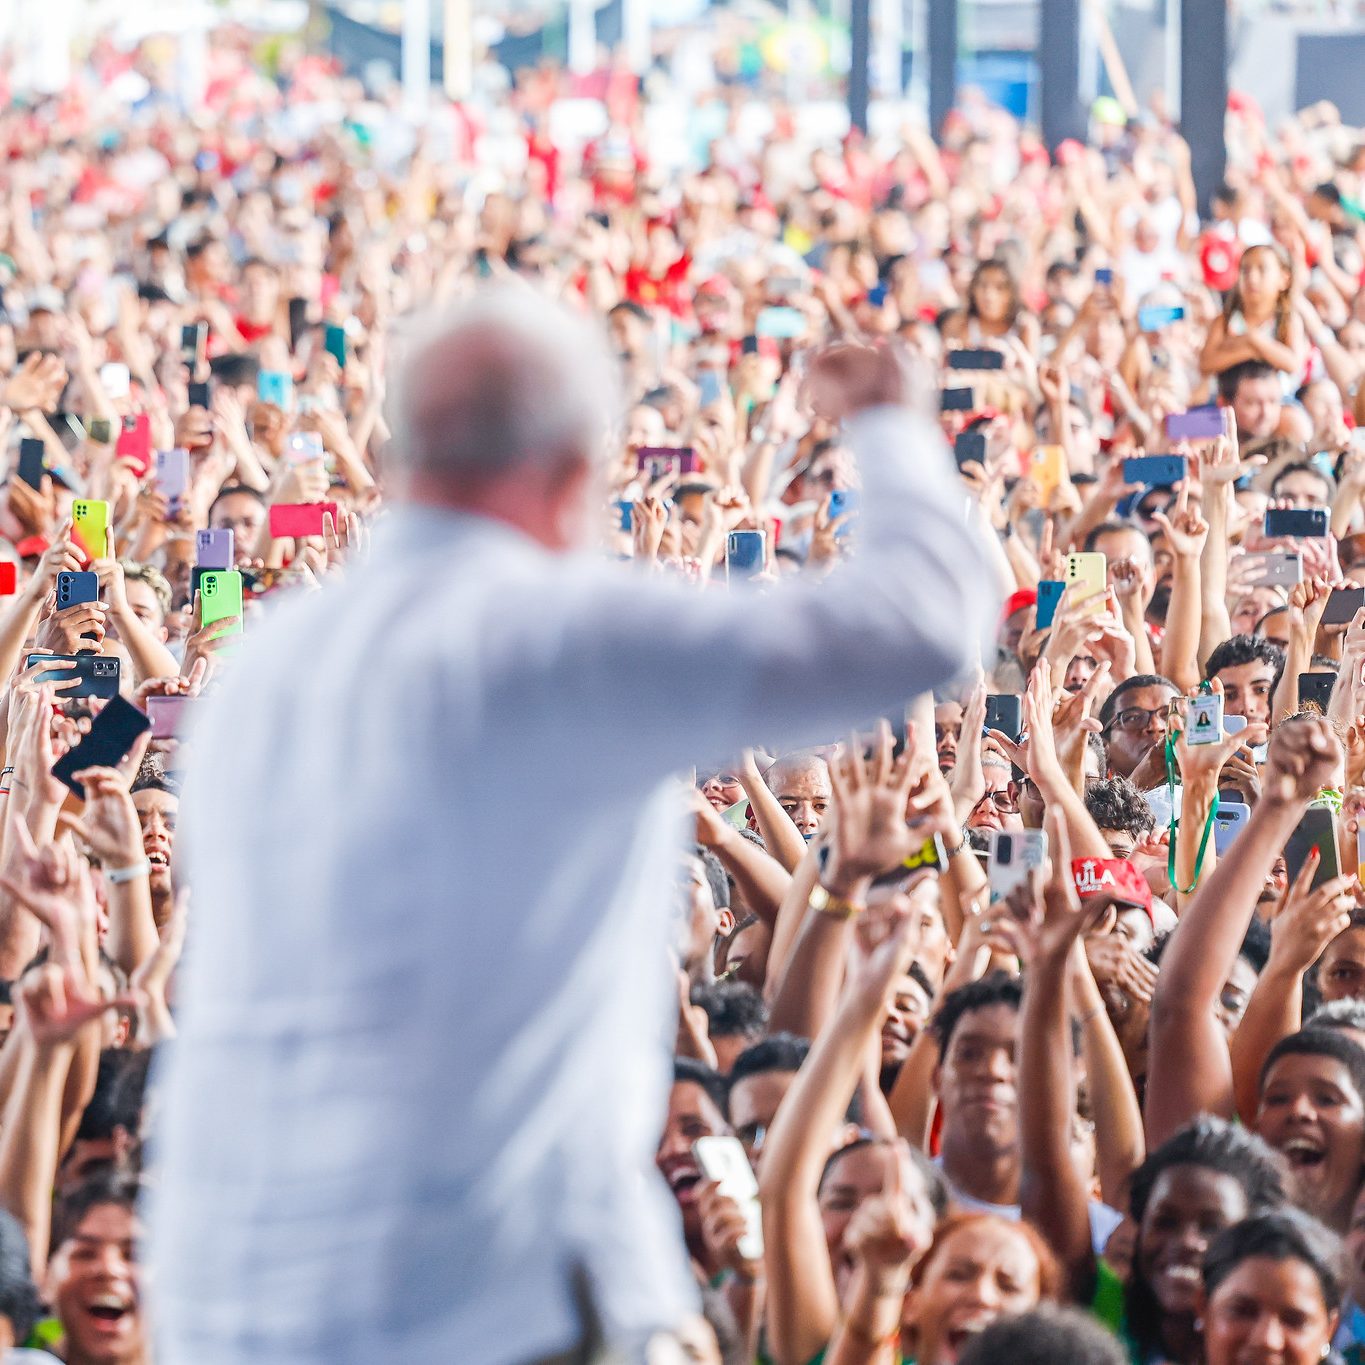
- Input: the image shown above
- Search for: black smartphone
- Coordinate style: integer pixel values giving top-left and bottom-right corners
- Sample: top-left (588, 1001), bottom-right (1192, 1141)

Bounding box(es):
top-left (1323, 586), bottom-right (1365, 626)
top-left (946, 349), bottom-right (1005, 371)
top-left (941, 387), bottom-right (974, 412)
top-left (287, 296), bottom-right (308, 351)
top-left (954, 430), bottom-right (987, 469)
top-left (17, 438), bottom-right (45, 490)
top-left (1299, 672), bottom-right (1336, 711)
top-left (180, 322), bottom-right (207, 368)
top-left (1264, 507), bottom-right (1329, 539)
top-left (187, 380), bottom-right (211, 410)
top-left (23, 652), bottom-right (120, 700)
top-left (1283, 804), bottom-right (1340, 890)
top-left (51, 694), bottom-right (149, 800)
top-left (985, 694), bottom-right (1023, 742)
top-left (86, 417), bottom-right (113, 445)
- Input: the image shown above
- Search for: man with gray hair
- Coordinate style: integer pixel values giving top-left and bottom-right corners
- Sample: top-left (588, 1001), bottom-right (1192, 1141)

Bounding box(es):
top-left (149, 288), bottom-right (995, 1364)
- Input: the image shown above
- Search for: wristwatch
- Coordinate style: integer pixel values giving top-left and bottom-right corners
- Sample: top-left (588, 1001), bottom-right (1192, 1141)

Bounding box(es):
top-left (808, 883), bottom-right (864, 921)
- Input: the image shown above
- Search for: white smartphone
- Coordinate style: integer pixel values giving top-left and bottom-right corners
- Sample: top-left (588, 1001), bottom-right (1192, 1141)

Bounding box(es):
top-left (693, 1136), bottom-right (762, 1261)
top-left (1214, 802), bottom-right (1251, 856)
top-left (988, 829), bottom-right (1047, 904)
top-left (99, 362), bottom-right (130, 399)
top-left (1240, 552), bottom-right (1303, 588)
top-left (1186, 693), bottom-right (1224, 746)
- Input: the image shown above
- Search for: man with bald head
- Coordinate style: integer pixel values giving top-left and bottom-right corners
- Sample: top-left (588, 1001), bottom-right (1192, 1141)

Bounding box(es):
top-left (151, 289), bottom-right (995, 1365)
top-left (761, 752), bottom-right (832, 841)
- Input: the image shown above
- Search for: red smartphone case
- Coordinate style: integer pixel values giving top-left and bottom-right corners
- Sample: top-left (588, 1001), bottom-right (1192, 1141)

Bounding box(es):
top-left (115, 415), bottom-right (153, 478)
top-left (269, 501), bottom-right (338, 539)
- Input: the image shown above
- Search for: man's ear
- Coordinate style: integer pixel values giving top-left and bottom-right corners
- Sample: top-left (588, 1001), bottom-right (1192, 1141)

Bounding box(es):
top-left (717, 908), bottom-right (736, 939)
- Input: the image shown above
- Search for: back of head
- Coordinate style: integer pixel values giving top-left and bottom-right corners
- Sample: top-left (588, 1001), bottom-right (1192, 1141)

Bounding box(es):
top-left (956, 1305), bottom-right (1127, 1365)
top-left (388, 286), bottom-right (619, 493)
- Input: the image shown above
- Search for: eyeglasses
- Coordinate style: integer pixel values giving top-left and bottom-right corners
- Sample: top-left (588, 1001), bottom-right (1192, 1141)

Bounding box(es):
top-left (1106, 705), bottom-right (1171, 734)
top-left (702, 774), bottom-right (740, 787)
top-left (973, 789), bottom-right (1019, 814)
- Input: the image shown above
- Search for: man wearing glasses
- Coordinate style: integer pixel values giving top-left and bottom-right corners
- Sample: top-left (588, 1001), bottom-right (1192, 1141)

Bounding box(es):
top-left (1097, 673), bottom-right (1181, 785)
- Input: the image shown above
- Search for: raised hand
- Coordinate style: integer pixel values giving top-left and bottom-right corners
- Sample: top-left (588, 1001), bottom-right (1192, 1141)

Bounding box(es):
top-left (1262, 716), bottom-right (1343, 807)
top-left (15, 962), bottom-right (135, 1047)
top-left (825, 720), bottom-right (921, 890)
top-left (1266, 850), bottom-right (1354, 976)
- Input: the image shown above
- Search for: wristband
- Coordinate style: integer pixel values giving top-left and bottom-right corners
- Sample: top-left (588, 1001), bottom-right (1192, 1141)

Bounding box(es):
top-left (808, 884), bottom-right (864, 921)
top-left (104, 859), bottom-right (151, 885)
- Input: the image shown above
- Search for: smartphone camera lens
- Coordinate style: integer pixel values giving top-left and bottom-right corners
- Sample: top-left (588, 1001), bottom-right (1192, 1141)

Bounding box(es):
top-left (997, 836), bottom-right (1012, 865)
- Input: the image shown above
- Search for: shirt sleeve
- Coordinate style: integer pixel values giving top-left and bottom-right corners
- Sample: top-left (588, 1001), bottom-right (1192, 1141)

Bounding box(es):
top-left (487, 405), bottom-right (1001, 782)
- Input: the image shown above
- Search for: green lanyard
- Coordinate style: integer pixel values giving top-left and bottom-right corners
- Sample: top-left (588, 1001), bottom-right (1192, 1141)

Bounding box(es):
top-left (1165, 729), bottom-right (1221, 895)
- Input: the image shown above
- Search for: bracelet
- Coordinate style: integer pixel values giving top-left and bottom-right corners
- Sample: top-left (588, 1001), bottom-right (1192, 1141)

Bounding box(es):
top-left (944, 828), bottom-right (970, 858)
top-left (104, 859), bottom-right (151, 885)
top-left (809, 883), bottom-right (864, 921)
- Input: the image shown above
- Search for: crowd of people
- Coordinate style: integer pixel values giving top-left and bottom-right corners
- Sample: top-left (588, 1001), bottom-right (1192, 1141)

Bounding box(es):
top-left (12, 21), bottom-right (1365, 1365)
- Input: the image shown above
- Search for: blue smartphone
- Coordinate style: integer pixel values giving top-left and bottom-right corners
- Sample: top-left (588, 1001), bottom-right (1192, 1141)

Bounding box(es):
top-left (697, 370), bottom-right (727, 407)
top-left (1095, 266), bottom-right (1114, 286)
top-left (56, 571), bottom-right (99, 610)
top-left (257, 370), bottom-right (293, 409)
top-left (1036, 579), bottom-right (1066, 630)
top-left (726, 530), bottom-right (766, 581)
top-left (614, 500), bottom-right (632, 534)
top-left (755, 307), bottom-right (805, 340)
top-left (1213, 802), bottom-right (1252, 856)
top-left (1138, 304), bottom-right (1185, 332)
top-left (1123, 454), bottom-right (1186, 487)
top-left (828, 489), bottom-right (859, 521)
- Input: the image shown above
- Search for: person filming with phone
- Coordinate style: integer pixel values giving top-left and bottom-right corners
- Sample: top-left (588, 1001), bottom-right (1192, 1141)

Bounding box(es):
top-left (149, 289), bottom-right (997, 1364)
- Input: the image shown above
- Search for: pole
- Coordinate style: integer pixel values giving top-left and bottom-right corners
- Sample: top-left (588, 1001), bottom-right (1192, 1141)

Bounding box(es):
top-left (874, 0), bottom-right (904, 97)
top-left (927, 0), bottom-right (956, 136)
top-left (849, 0), bottom-right (871, 133)
top-left (402, 0), bottom-right (431, 118)
top-left (1164, 0), bottom-right (1181, 120)
top-left (1180, 0), bottom-right (1227, 214)
top-left (1038, 0), bottom-right (1083, 149)
top-left (443, 0), bottom-right (472, 100)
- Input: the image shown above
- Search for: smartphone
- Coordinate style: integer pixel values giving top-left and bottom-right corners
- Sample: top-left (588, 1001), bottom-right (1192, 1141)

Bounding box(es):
top-left (1213, 802), bottom-right (1252, 856)
top-left (86, 417), bottom-right (113, 445)
top-left (1284, 804), bottom-right (1340, 889)
top-left (989, 829), bottom-right (1047, 904)
top-left (98, 362), bottom-right (130, 399)
top-left (755, 306), bottom-right (805, 340)
top-left (180, 322), bottom-right (207, 370)
top-left (1323, 587), bottom-right (1365, 626)
top-left (155, 448), bottom-right (189, 514)
top-left (198, 570), bottom-right (243, 639)
top-left (1095, 266), bottom-right (1114, 286)
top-left (1264, 508), bottom-right (1329, 539)
top-left (146, 694), bottom-right (191, 740)
top-left (941, 387), bottom-right (975, 412)
top-left (946, 348), bottom-right (1005, 372)
top-left (1186, 691), bottom-right (1224, 745)
top-left (71, 499), bottom-right (109, 562)
top-left (257, 370), bottom-right (294, 410)
top-left (693, 1136), bottom-right (762, 1260)
top-left (51, 695), bottom-right (150, 800)
top-left (24, 652), bottom-right (120, 700)
top-left (115, 413), bottom-right (152, 477)
top-left (1030, 445), bottom-right (1067, 500)
top-left (17, 437), bottom-right (45, 490)
top-left (1166, 406), bottom-right (1225, 441)
top-left (195, 528), bottom-right (234, 569)
top-left (1299, 672), bottom-right (1337, 711)
top-left (613, 500), bottom-right (632, 534)
top-left (1240, 551), bottom-right (1303, 588)
top-left (1224, 713), bottom-right (1249, 737)
top-left (697, 370), bottom-right (726, 408)
top-left (726, 530), bottom-right (766, 582)
top-left (1065, 552), bottom-right (1107, 616)
top-left (323, 322), bottom-right (348, 368)
top-left (985, 694), bottom-right (1023, 743)
top-left (1123, 454), bottom-right (1186, 487)
top-left (1138, 303), bottom-right (1186, 332)
top-left (268, 502), bottom-right (338, 539)
top-left (56, 571), bottom-right (99, 612)
top-left (637, 447), bottom-right (700, 481)
top-left (954, 430), bottom-right (987, 468)
top-left (187, 380), bottom-right (211, 410)
top-left (827, 489), bottom-right (858, 522)
top-left (1036, 579), bottom-right (1066, 630)
top-left (285, 431), bottom-right (325, 466)
top-left (0, 563), bottom-right (16, 596)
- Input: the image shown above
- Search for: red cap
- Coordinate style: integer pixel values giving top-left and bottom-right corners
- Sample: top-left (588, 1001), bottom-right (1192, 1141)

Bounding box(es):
top-left (1071, 857), bottom-right (1154, 921)
top-left (1002, 588), bottom-right (1037, 622)
top-left (696, 275), bottom-right (734, 299)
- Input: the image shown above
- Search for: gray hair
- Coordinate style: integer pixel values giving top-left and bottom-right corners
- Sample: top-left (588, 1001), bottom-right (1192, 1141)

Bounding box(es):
top-left (387, 285), bottom-right (620, 481)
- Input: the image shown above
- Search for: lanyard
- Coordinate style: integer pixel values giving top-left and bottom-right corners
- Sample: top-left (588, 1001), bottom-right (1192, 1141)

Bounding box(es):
top-left (1165, 730), bottom-right (1220, 896)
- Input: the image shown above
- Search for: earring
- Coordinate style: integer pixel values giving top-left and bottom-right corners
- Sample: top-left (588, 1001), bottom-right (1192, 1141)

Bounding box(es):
top-left (1322, 1345), bottom-right (1331, 1360)
top-left (1193, 1319), bottom-right (1204, 1333)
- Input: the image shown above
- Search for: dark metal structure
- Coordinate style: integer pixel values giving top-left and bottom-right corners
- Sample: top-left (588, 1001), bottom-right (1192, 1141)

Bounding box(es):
top-left (1180, 0), bottom-right (1228, 214)
top-left (1038, 0), bottom-right (1084, 148)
